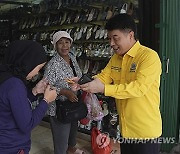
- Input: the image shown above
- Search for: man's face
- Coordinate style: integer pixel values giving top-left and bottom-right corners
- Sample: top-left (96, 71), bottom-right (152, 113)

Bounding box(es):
top-left (107, 29), bottom-right (135, 56)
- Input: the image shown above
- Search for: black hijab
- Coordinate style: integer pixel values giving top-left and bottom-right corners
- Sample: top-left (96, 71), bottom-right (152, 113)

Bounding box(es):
top-left (0, 40), bottom-right (47, 85)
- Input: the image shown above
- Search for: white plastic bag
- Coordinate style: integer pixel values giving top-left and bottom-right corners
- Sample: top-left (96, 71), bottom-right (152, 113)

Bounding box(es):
top-left (84, 93), bottom-right (104, 121)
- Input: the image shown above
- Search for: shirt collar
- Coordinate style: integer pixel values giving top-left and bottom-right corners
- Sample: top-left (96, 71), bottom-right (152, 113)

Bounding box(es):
top-left (126, 41), bottom-right (141, 57)
top-left (54, 51), bottom-right (73, 60)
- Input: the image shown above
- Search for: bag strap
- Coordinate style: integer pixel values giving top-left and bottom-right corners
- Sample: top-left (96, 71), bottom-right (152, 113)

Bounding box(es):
top-left (69, 59), bottom-right (82, 97)
top-left (70, 59), bottom-right (77, 77)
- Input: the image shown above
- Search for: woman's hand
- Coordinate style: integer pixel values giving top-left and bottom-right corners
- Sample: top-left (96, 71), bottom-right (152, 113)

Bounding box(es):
top-left (66, 77), bottom-right (81, 92)
top-left (60, 89), bottom-right (78, 102)
top-left (43, 85), bottom-right (57, 104)
top-left (65, 90), bottom-right (78, 102)
top-left (32, 78), bottom-right (48, 96)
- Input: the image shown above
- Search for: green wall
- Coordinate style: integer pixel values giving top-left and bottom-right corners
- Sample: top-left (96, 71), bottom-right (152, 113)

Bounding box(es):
top-left (160, 0), bottom-right (180, 152)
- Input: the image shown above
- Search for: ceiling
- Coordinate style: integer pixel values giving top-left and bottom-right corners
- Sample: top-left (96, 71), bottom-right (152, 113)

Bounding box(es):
top-left (0, 0), bottom-right (42, 13)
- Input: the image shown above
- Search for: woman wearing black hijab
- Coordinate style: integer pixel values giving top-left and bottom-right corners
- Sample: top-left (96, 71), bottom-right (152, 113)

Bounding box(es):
top-left (0, 40), bottom-right (57, 154)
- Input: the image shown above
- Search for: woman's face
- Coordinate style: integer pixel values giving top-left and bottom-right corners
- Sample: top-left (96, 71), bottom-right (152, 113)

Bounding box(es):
top-left (56, 37), bottom-right (71, 56)
top-left (26, 62), bottom-right (46, 80)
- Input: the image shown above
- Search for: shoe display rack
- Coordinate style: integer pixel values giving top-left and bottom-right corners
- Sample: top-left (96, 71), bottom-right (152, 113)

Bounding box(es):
top-left (0, 0), bottom-right (139, 139)
top-left (0, 20), bottom-right (11, 64)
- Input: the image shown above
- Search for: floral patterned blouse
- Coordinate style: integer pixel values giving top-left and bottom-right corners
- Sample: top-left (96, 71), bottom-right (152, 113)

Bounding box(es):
top-left (44, 52), bottom-right (82, 116)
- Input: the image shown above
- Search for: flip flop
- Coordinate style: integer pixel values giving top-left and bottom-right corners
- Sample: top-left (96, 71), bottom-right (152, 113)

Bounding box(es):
top-left (74, 148), bottom-right (85, 154)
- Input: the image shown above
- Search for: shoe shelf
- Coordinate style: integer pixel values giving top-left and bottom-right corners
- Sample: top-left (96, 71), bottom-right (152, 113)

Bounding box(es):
top-left (0, 20), bottom-right (11, 63)
top-left (74, 39), bottom-right (108, 44)
top-left (19, 22), bottom-right (92, 33)
top-left (0, 0), bottom-right (139, 138)
top-left (78, 56), bottom-right (109, 61)
top-left (12, 0), bottom-right (139, 66)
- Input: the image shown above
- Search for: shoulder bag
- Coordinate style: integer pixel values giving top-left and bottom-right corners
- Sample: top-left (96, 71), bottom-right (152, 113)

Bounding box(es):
top-left (56, 59), bottom-right (88, 123)
top-left (56, 91), bottom-right (88, 123)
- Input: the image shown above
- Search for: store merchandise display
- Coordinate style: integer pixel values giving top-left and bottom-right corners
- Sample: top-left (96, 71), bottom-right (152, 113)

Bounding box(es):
top-left (0, 0), bottom-right (139, 144)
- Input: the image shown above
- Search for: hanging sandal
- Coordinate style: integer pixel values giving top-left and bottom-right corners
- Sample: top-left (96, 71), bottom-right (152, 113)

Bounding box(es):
top-left (110, 112), bottom-right (118, 125)
top-left (74, 148), bottom-right (85, 154)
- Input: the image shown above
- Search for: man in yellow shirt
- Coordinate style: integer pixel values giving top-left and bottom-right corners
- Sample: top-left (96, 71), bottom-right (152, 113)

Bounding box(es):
top-left (80, 14), bottom-right (162, 154)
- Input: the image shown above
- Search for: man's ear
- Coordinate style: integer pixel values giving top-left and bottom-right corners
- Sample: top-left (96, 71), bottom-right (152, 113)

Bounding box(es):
top-left (129, 31), bottom-right (135, 40)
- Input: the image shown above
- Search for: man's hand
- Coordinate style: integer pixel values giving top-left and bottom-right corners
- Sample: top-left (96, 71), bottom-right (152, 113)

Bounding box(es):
top-left (80, 78), bottom-right (105, 93)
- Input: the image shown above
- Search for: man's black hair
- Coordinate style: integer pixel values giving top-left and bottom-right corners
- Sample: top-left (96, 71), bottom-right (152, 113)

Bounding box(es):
top-left (105, 14), bottom-right (137, 39)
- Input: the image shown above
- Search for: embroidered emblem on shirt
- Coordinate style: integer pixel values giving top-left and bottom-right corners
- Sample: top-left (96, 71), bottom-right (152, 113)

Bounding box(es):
top-left (111, 66), bottom-right (121, 72)
top-left (130, 63), bottom-right (136, 72)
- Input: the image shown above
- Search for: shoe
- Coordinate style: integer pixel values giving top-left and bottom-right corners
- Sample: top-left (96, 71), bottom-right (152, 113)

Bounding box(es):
top-left (103, 30), bottom-right (107, 39)
top-left (74, 149), bottom-right (85, 154)
top-left (87, 8), bottom-right (95, 22)
top-left (57, 0), bottom-right (62, 9)
top-left (110, 112), bottom-right (118, 125)
top-left (102, 102), bottom-right (109, 117)
top-left (97, 120), bottom-right (103, 130)
top-left (76, 27), bottom-right (83, 40)
top-left (67, 148), bottom-right (85, 154)
top-left (95, 27), bottom-right (101, 39)
top-left (44, 14), bottom-right (50, 26)
top-left (127, 2), bottom-right (134, 15)
top-left (83, 60), bottom-right (90, 74)
top-left (99, 28), bottom-right (105, 39)
top-left (120, 3), bottom-right (128, 14)
top-left (86, 27), bottom-right (93, 40)
top-left (92, 62), bottom-right (99, 74)
top-left (106, 6), bottom-right (113, 20)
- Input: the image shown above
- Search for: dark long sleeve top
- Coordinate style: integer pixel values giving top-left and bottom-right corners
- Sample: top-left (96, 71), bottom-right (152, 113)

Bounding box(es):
top-left (0, 77), bottom-right (48, 154)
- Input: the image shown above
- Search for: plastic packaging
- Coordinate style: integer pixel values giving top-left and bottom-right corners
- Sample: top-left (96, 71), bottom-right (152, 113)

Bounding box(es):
top-left (84, 93), bottom-right (104, 121)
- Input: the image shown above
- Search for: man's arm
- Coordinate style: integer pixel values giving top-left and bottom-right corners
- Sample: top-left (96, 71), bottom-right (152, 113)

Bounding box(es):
top-left (105, 52), bottom-right (161, 99)
top-left (81, 52), bottom-right (161, 99)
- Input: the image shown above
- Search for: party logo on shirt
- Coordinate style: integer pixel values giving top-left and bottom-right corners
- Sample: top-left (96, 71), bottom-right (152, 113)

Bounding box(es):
top-left (130, 62), bottom-right (136, 72)
top-left (111, 66), bottom-right (121, 72)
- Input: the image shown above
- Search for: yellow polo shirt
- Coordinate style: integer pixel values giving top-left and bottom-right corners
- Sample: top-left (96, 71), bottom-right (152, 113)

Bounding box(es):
top-left (97, 41), bottom-right (162, 139)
